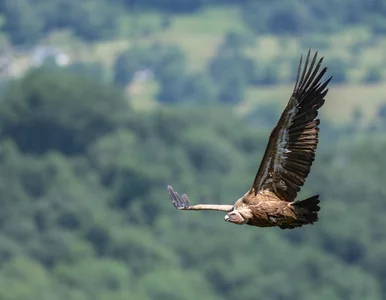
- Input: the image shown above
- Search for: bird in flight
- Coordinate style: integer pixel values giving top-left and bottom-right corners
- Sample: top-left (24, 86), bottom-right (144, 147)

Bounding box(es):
top-left (168, 50), bottom-right (331, 229)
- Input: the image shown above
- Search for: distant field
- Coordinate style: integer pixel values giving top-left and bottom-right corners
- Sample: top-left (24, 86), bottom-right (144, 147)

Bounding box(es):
top-left (129, 81), bottom-right (386, 125)
top-left (123, 5), bottom-right (386, 125)
top-left (11, 4), bottom-right (386, 125)
top-left (156, 6), bottom-right (246, 69)
top-left (37, 5), bottom-right (386, 79)
top-left (129, 6), bottom-right (386, 78)
top-left (239, 83), bottom-right (386, 125)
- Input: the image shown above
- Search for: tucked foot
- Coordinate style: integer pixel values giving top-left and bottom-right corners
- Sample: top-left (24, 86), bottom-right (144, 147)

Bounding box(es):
top-left (167, 185), bottom-right (191, 209)
top-left (269, 216), bottom-right (278, 223)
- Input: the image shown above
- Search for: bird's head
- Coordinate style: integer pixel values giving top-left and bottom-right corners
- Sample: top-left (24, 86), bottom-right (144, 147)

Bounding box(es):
top-left (224, 210), bottom-right (247, 225)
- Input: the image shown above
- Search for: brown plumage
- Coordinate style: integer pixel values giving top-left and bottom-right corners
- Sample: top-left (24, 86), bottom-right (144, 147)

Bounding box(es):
top-left (167, 49), bottom-right (331, 230)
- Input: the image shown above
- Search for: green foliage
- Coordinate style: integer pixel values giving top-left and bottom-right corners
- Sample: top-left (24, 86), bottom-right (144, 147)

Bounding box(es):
top-left (66, 62), bottom-right (106, 83)
top-left (0, 257), bottom-right (61, 299)
top-left (183, 72), bottom-right (218, 103)
top-left (325, 58), bottom-right (348, 84)
top-left (363, 67), bottom-right (382, 84)
top-left (0, 0), bottom-right (122, 45)
top-left (154, 45), bottom-right (189, 103)
top-left (241, 0), bottom-right (386, 36)
top-left (113, 45), bottom-right (159, 87)
top-left (59, 0), bottom-right (121, 41)
top-left (245, 103), bottom-right (280, 128)
top-left (0, 67), bottom-right (129, 155)
top-left (0, 0), bottom-right (43, 45)
top-left (1, 0), bottom-right (386, 48)
top-left (251, 62), bottom-right (281, 85)
top-left (242, 0), bottom-right (314, 35)
top-left (139, 0), bottom-right (206, 13)
top-left (152, 44), bottom-right (216, 104)
top-left (114, 43), bottom-right (216, 103)
top-left (208, 32), bottom-right (256, 103)
top-left (2, 36), bottom-right (386, 300)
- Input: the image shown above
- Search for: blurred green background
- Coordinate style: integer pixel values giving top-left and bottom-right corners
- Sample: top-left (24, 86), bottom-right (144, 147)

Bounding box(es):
top-left (0, 0), bottom-right (386, 299)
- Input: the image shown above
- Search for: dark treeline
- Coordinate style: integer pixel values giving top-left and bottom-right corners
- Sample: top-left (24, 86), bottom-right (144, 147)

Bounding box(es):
top-left (0, 66), bottom-right (386, 299)
top-left (1, 0), bottom-right (386, 45)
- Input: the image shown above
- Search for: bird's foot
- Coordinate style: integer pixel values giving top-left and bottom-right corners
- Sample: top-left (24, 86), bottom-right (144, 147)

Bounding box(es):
top-left (269, 216), bottom-right (278, 223)
top-left (167, 185), bottom-right (191, 210)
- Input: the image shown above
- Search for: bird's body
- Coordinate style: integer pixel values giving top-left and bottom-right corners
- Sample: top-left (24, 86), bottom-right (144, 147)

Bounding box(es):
top-left (167, 49), bottom-right (331, 230)
top-left (231, 191), bottom-right (320, 229)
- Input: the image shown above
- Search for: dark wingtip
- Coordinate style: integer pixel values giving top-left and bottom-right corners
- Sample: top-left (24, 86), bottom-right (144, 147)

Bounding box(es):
top-left (167, 185), bottom-right (190, 210)
top-left (181, 194), bottom-right (191, 209)
top-left (167, 185), bottom-right (179, 209)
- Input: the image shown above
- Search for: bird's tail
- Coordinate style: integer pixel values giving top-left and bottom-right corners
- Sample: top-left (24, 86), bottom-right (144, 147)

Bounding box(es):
top-left (280, 195), bottom-right (320, 229)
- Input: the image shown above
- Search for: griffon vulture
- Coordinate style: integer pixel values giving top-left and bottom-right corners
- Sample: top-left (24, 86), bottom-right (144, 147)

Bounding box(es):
top-left (168, 50), bottom-right (331, 229)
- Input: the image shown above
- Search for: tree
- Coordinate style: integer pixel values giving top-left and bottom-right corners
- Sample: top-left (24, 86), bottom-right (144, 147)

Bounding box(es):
top-left (0, 0), bottom-right (43, 45)
top-left (363, 67), bottom-right (382, 83)
top-left (154, 45), bottom-right (189, 103)
top-left (208, 32), bottom-right (255, 103)
top-left (242, 0), bottom-right (316, 35)
top-left (114, 44), bottom-right (213, 104)
top-left (0, 67), bottom-right (129, 155)
top-left (67, 62), bottom-right (106, 82)
top-left (138, 0), bottom-right (206, 13)
top-left (325, 58), bottom-right (348, 84)
top-left (113, 46), bottom-right (158, 87)
top-left (182, 72), bottom-right (217, 103)
top-left (40, 0), bottom-right (121, 41)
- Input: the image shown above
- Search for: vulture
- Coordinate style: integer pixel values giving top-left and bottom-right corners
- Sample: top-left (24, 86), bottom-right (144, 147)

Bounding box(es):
top-left (167, 50), bottom-right (332, 230)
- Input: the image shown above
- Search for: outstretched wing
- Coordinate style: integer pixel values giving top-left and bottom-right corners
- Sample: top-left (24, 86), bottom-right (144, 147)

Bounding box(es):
top-left (249, 50), bottom-right (331, 202)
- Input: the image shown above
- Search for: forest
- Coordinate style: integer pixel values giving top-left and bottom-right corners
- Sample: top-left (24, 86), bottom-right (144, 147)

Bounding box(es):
top-left (1, 0), bottom-right (386, 300)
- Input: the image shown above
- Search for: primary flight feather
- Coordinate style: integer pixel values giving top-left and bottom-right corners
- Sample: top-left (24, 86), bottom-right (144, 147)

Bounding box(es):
top-left (168, 49), bottom-right (332, 230)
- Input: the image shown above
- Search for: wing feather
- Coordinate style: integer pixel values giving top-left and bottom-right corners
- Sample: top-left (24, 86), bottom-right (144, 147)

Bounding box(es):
top-left (249, 49), bottom-right (332, 202)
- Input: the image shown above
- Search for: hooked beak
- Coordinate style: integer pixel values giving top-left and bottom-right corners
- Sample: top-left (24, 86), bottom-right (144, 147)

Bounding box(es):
top-left (224, 215), bottom-right (230, 222)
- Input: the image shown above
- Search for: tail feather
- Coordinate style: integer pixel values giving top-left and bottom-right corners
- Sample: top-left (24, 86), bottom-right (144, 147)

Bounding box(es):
top-left (280, 195), bottom-right (320, 230)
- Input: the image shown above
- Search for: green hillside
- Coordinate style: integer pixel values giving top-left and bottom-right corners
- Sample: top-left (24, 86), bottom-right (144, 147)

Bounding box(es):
top-left (1, 1), bottom-right (386, 299)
